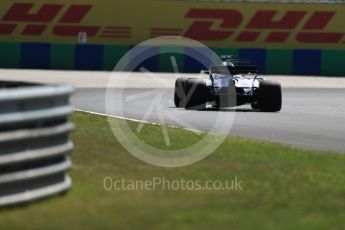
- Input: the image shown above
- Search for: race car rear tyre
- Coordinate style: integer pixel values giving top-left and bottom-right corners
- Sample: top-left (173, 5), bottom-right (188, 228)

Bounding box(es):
top-left (174, 78), bottom-right (187, 108)
top-left (257, 81), bottom-right (282, 112)
top-left (184, 79), bottom-right (208, 110)
top-left (251, 102), bottom-right (259, 110)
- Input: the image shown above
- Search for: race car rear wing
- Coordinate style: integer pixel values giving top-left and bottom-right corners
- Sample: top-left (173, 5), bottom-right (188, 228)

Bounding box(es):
top-left (210, 65), bottom-right (258, 75)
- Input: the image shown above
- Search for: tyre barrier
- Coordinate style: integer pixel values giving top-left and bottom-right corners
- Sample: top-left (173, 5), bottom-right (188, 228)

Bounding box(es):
top-left (0, 81), bottom-right (74, 207)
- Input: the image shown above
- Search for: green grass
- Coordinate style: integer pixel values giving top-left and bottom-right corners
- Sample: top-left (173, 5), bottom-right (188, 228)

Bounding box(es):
top-left (1, 111), bottom-right (345, 230)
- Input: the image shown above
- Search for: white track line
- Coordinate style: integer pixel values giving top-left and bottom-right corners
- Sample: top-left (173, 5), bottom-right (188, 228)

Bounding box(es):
top-left (74, 109), bottom-right (204, 134)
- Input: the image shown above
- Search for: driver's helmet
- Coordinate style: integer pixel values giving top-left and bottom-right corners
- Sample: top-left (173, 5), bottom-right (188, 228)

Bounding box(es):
top-left (211, 73), bottom-right (230, 88)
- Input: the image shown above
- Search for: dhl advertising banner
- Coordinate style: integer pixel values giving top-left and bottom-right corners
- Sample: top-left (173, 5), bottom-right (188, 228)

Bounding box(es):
top-left (1, 0), bottom-right (344, 48)
top-left (0, 0), bottom-right (345, 75)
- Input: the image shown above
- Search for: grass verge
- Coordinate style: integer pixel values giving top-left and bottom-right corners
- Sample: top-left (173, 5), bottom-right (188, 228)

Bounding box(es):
top-left (0, 111), bottom-right (345, 230)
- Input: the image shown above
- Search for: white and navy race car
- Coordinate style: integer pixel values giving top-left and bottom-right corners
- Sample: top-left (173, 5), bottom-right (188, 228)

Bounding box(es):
top-left (174, 56), bottom-right (282, 112)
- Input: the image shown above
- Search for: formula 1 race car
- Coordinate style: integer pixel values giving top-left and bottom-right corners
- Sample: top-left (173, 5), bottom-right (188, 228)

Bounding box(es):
top-left (174, 56), bottom-right (282, 112)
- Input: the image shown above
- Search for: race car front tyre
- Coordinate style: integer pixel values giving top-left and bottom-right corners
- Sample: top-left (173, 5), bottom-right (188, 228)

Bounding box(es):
top-left (257, 81), bottom-right (282, 112)
top-left (184, 79), bottom-right (208, 110)
top-left (174, 77), bottom-right (187, 108)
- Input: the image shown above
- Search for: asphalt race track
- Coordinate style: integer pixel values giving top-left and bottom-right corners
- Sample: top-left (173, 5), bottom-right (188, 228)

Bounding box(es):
top-left (0, 69), bottom-right (343, 153)
top-left (72, 87), bottom-right (345, 153)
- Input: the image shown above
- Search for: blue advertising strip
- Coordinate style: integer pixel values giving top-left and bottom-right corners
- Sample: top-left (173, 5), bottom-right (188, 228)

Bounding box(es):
top-left (184, 47), bottom-right (213, 73)
top-left (1, 42), bottom-right (344, 75)
top-left (75, 44), bottom-right (104, 70)
top-left (239, 49), bottom-right (266, 74)
top-left (129, 46), bottom-right (160, 72)
top-left (293, 49), bottom-right (321, 75)
top-left (21, 43), bottom-right (50, 69)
